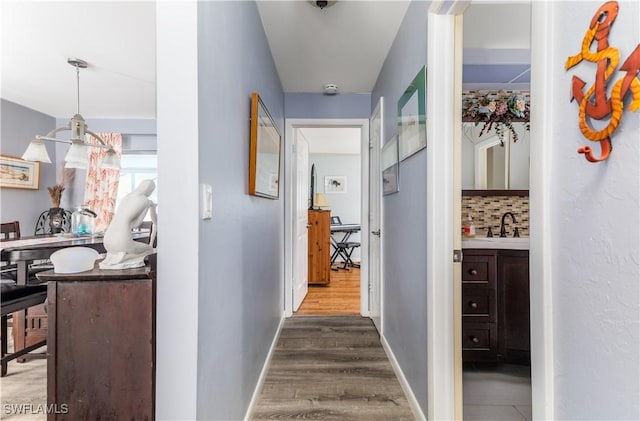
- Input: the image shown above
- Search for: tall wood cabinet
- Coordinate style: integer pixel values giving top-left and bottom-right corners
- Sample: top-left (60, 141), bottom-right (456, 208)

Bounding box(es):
top-left (462, 249), bottom-right (530, 364)
top-left (38, 255), bottom-right (156, 420)
top-left (308, 210), bottom-right (331, 285)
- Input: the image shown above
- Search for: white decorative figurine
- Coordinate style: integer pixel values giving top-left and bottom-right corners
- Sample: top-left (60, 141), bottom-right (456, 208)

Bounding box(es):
top-left (100, 179), bottom-right (157, 269)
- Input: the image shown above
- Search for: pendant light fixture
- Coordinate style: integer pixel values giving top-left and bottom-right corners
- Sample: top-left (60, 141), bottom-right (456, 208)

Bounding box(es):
top-left (21, 58), bottom-right (120, 170)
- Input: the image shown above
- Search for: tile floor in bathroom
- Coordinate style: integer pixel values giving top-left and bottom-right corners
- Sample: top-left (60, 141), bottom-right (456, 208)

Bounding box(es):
top-left (463, 363), bottom-right (532, 421)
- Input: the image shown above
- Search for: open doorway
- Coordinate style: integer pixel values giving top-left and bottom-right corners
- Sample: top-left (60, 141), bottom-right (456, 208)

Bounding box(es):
top-left (458, 3), bottom-right (532, 420)
top-left (284, 119), bottom-right (371, 319)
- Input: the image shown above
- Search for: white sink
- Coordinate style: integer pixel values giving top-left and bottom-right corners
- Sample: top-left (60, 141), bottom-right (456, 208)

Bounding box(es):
top-left (462, 236), bottom-right (529, 250)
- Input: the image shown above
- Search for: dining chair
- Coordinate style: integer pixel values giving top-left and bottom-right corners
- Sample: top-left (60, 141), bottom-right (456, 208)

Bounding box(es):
top-left (33, 210), bottom-right (72, 235)
top-left (1, 221), bottom-right (20, 240)
top-left (1, 221), bottom-right (21, 281)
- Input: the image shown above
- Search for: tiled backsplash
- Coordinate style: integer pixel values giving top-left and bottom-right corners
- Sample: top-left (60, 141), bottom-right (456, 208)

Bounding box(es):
top-left (462, 195), bottom-right (529, 237)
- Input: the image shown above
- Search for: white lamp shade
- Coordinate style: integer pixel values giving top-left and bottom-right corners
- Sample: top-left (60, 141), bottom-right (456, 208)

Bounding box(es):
top-left (314, 193), bottom-right (330, 208)
top-left (100, 149), bottom-right (120, 169)
top-left (64, 142), bottom-right (89, 168)
top-left (22, 138), bottom-right (52, 163)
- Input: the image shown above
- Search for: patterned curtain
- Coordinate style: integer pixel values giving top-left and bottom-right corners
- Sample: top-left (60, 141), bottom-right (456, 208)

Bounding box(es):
top-left (84, 133), bottom-right (122, 233)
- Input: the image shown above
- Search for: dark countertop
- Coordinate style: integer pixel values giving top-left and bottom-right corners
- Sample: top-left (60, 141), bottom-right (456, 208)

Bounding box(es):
top-left (36, 256), bottom-right (155, 282)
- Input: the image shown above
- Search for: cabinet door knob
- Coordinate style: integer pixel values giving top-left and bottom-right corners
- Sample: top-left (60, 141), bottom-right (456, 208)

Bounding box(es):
top-left (471, 336), bottom-right (480, 343)
top-left (469, 269), bottom-right (478, 276)
top-left (469, 301), bottom-right (478, 309)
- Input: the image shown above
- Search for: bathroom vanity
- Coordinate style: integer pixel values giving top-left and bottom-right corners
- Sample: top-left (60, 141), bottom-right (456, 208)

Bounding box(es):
top-left (461, 239), bottom-right (530, 365)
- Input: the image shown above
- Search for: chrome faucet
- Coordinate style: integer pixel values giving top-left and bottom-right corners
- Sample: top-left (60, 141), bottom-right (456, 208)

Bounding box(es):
top-left (500, 212), bottom-right (518, 237)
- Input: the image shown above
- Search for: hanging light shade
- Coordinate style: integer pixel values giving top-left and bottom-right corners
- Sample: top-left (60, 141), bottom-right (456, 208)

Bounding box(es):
top-left (21, 137), bottom-right (52, 163)
top-left (20, 58), bottom-right (120, 170)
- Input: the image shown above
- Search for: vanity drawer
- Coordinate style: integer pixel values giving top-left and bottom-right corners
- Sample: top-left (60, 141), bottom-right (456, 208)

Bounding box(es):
top-left (462, 251), bottom-right (496, 287)
top-left (462, 323), bottom-right (498, 361)
top-left (462, 287), bottom-right (496, 322)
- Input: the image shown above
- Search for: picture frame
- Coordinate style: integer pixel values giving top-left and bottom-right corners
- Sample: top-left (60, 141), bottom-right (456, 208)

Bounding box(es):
top-left (324, 175), bottom-right (347, 194)
top-left (249, 92), bottom-right (281, 199)
top-left (0, 155), bottom-right (40, 190)
top-left (382, 136), bottom-right (399, 195)
top-left (398, 66), bottom-right (427, 161)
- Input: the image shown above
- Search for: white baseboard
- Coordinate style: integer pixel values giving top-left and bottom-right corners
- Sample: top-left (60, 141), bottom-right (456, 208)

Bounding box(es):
top-left (244, 315), bottom-right (286, 421)
top-left (380, 335), bottom-right (427, 421)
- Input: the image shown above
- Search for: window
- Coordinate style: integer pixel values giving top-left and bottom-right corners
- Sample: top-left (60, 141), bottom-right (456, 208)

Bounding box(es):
top-left (116, 153), bottom-right (157, 219)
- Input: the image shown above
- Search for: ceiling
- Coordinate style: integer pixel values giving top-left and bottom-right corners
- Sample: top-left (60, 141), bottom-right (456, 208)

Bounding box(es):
top-left (1, 1), bottom-right (530, 121)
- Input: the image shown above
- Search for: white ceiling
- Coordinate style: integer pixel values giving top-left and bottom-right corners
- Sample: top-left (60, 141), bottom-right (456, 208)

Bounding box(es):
top-left (257, 0), bottom-right (410, 93)
top-left (0, 1), bottom-right (530, 121)
top-left (1, 1), bottom-right (156, 119)
top-left (300, 127), bottom-right (361, 154)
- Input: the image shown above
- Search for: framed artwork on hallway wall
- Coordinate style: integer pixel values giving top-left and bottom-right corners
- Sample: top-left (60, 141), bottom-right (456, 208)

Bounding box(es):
top-left (382, 136), bottom-right (399, 195)
top-left (0, 155), bottom-right (40, 190)
top-left (249, 92), bottom-right (281, 199)
top-left (397, 65), bottom-right (427, 161)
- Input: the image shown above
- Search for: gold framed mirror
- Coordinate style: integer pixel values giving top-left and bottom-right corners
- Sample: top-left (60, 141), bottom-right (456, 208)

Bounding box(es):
top-left (249, 92), bottom-right (281, 199)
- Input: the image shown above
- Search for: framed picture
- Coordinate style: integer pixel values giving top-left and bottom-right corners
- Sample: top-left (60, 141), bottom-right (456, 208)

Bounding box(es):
top-left (382, 136), bottom-right (399, 195)
top-left (0, 155), bottom-right (40, 190)
top-left (398, 66), bottom-right (426, 161)
top-left (249, 92), bottom-right (281, 199)
top-left (324, 176), bottom-right (347, 194)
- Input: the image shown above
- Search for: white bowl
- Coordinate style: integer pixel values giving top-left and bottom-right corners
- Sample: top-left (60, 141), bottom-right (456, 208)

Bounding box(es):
top-left (50, 247), bottom-right (99, 273)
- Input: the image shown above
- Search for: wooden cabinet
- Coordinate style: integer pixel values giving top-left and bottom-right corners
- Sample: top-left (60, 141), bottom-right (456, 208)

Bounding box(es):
top-left (462, 250), bottom-right (498, 362)
top-left (38, 256), bottom-right (156, 420)
top-left (462, 249), bottom-right (530, 364)
top-left (308, 210), bottom-right (331, 285)
top-left (498, 250), bottom-right (530, 364)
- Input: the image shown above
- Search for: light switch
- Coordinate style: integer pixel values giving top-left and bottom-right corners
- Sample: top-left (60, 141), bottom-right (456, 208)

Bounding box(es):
top-left (201, 183), bottom-right (212, 219)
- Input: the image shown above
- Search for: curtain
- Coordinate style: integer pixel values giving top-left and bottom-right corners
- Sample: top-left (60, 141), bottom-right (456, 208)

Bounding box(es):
top-left (84, 133), bottom-right (122, 233)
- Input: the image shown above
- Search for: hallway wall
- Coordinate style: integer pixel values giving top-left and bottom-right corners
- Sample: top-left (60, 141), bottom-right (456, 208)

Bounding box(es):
top-left (532, 1), bottom-right (640, 419)
top-left (285, 93), bottom-right (371, 119)
top-left (371, 0), bottom-right (430, 414)
top-left (196, 1), bottom-right (285, 419)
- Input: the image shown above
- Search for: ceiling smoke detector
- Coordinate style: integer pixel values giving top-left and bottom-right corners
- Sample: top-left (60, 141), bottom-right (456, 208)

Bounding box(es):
top-left (324, 83), bottom-right (338, 95)
top-left (308, 1), bottom-right (337, 10)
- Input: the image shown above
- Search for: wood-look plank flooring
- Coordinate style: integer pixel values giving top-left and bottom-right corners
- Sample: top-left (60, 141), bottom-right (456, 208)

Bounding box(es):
top-left (295, 267), bottom-right (360, 315)
top-left (251, 316), bottom-right (415, 421)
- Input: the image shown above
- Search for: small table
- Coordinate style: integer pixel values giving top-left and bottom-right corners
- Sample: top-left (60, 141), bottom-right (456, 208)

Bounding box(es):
top-left (330, 224), bottom-right (361, 265)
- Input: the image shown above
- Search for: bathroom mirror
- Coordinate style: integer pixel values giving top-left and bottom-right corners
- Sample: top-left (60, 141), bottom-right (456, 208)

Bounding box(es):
top-left (461, 122), bottom-right (530, 192)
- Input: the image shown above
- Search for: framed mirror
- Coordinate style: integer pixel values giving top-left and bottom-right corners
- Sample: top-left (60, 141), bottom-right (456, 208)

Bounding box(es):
top-left (249, 92), bottom-right (281, 199)
top-left (461, 122), bottom-right (530, 193)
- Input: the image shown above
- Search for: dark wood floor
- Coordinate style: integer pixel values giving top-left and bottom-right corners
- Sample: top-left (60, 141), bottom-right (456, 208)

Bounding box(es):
top-left (251, 316), bottom-right (415, 421)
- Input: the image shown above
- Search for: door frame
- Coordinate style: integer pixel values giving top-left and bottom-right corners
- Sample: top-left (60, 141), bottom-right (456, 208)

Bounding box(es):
top-left (431, 1), bottom-right (554, 420)
top-left (284, 118), bottom-right (371, 317)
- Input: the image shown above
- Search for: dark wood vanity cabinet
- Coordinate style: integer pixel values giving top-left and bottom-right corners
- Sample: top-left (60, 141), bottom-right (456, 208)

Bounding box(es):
top-left (462, 250), bottom-right (498, 362)
top-left (498, 250), bottom-right (531, 364)
top-left (462, 249), bottom-right (530, 364)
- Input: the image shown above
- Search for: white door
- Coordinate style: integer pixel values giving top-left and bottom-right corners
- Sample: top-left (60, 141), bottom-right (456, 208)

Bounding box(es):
top-left (369, 99), bottom-right (383, 332)
top-left (293, 133), bottom-right (310, 311)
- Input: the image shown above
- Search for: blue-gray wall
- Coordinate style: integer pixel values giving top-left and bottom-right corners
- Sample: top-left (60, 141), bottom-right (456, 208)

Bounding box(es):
top-left (285, 93), bottom-right (371, 119)
top-left (196, 1), bottom-right (284, 419)
top-left (371, 0), bottom-right (429, 413)
top-left (0, 99), bottom-right (57, 233)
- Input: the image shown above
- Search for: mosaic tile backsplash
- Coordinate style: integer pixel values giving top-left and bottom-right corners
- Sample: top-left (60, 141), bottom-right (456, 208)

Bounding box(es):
top-left (462, 195), bottom-right (529, 237)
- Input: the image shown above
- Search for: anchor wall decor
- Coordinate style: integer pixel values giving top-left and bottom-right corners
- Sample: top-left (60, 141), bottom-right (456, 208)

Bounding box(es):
top-left (565, 1), bottom-right (640, 163)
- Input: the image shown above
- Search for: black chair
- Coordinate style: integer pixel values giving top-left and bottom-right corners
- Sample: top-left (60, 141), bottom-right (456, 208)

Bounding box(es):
top-left (34, 209), bottom-right (72, 235)
top-left (1, 222), bottom-right (21, 281)
top-left (1, 283), bottom-right (48, 376)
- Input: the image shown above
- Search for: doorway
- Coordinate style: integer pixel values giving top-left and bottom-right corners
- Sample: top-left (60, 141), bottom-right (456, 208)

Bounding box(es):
top-left (284, 119), bottom-right (371, 318)
top-left (458, 3), bottom-right (532, 420)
